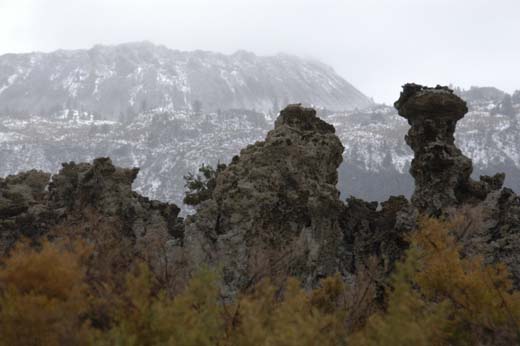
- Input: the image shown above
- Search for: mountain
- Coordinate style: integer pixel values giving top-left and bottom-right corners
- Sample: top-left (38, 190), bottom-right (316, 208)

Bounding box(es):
top-left (0, 42), bottom-right (371, 119)
top-left (0, 86), bottom-right (519, 209)
top-left (0, 43), bottom-right (518, 206)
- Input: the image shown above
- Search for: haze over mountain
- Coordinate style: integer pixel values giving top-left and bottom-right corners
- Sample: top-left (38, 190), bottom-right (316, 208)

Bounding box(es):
top-left (0, 43), bottom-right (519, 208)
top-left (0, 42), bottom-right (371, 120)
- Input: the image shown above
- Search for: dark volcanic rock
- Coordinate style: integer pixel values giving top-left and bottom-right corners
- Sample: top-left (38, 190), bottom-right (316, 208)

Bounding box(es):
top-left (395, 83), bottom-right (503, 215)
top-left (473, 188), bottom-right (520, 287)
top-left (48, 157), bottom-right (181, 240)
top-left (344, 196), bottom-right (415, 273)
top-left (396, 83), bottom-right (520, 286)
top-left (0, 170), bottom-right (52, 253)
top-left (184, 105), bottom-right (349, 295)
top-left (0, 158), bottom-right (182, 268)
top-left (1, 84), bottom-right (518, 294)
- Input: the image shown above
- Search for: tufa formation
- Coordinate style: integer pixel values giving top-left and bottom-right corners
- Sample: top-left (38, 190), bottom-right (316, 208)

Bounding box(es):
top-left (394, 83), bottom-right (504, 215)
top-left (184, 105), bottom-right (349, 295)
top-left (395, 83), bottom-right (520, 285)
top-left (0, 158), bottom-right (182, 276)
top-left (1, 85), bottom-right (519, 291)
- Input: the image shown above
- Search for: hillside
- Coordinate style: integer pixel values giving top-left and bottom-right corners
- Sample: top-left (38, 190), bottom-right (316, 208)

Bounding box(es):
top-left (0, 42), bottom-right (371, 119)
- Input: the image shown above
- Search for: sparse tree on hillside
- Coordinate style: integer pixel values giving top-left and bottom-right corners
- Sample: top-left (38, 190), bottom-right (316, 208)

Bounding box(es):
top-left (140, 99), bottom-right (148, 113)
top-left (501, 94), bottom-right (515, 117)
top-left (183, 163), bottom-right (226, 206)
top-left (192, 99), bottom-right (203, 115)
top-left (512, 90), bottom-right (520, 105)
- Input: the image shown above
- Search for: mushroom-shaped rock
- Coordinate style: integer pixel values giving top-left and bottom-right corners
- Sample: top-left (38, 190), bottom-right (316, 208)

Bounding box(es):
top-left (395, 83), bottom-right (504, 215)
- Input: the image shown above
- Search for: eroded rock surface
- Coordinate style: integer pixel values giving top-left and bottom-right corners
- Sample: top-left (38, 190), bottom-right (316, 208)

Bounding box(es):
top-left (0, 158), bottom-right (182, 270)
top-left (395, 83), bottom-right (520, 286)
top-left (395, 83), bottom-right (504, 215)
top-left (1, 86), bottom-right (518, 292)
top-left (0, 170), bottom-right (52, 253)
top-left (184, 105), bottom-right (349, 294)
top-left (344, 196), bottom-right (415, 271)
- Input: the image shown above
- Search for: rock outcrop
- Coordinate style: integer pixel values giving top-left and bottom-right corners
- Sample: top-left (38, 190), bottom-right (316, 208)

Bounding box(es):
top-left (394, 83), bottom-right (504, 215)
top-left (0, 158), bottom-right (182, 272)
top-left (0, 170), bottom-right (52, 253)
top-left (48, 157), bottom-right (181, 237)
top-left (477, 188), bottom-right (520, 286)
top-left (395, 83), bottom-right (520, 286)
top-left (184, 105), bottom-right (349, 294)
top-left (343, 196), bottom-right (416, 276)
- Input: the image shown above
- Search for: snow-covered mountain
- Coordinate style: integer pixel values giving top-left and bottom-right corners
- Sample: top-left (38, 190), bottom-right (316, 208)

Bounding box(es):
top-left (1, 87), bottom-right (519, 208)
top-left (0, 42), bottom-right (371, 119)
top-left (0, 42), bottom-right (518, 206)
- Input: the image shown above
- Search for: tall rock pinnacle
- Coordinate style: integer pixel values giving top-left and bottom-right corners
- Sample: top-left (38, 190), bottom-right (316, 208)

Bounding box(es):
top-left (184, 105), bottom-right (348, 295)
top-left (394, 83), bottom-right (504, 215)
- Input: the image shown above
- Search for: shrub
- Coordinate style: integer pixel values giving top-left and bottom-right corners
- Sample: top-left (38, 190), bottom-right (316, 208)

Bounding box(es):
top-left (224, 276), bottom-right (348, 346)
top-left (352, 217), bottom-right (520, 346)
top-left (0, 240), bottom-right (92, 346)
top-left (2, 216), bottom-right (520, 345)
top-left (96, 266), bottom-right (224, 346)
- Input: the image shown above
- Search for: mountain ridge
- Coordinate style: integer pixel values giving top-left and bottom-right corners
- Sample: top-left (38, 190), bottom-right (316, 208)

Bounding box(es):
top-left (0, 41), bottom-right (372, 119)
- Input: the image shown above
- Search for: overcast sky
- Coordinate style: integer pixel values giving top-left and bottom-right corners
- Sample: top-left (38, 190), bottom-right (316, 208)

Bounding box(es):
top-left (0, 0), bottom-right (518, 103)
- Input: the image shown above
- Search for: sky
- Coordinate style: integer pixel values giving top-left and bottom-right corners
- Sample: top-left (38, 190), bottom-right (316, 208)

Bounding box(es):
top-left (0, 0), bottom-right (518, 104)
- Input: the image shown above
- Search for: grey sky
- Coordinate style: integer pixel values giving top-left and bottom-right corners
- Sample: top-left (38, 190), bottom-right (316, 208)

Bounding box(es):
top-left (1, 0), bottom-right (518, 103)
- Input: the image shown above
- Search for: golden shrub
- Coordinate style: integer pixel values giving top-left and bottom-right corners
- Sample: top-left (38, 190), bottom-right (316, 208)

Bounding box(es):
top-left (353, 217), bottom-right (520, 346)
top-left (222, 276), bottom-right (348, 346)
top-left (95, 266), bottom-right (224, 346)
top-left (0, 240), bottom-right (92, 346)
top-left (2, 215), bottom-right (520, 346)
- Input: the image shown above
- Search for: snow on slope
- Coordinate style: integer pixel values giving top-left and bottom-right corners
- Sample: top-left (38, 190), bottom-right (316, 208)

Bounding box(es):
top-left (0, 42), bottom-right (371, 120)
top-left (1, 96), bottom-right (520, 207)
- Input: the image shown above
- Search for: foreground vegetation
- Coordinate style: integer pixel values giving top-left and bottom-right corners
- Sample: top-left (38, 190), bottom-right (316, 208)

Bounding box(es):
top-left (0, 218), bottom-right (519, 346)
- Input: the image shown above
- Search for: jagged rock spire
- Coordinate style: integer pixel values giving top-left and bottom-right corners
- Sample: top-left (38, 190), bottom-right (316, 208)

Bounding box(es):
top-left (184, 104), bottom-right (348, 296)
top-left (395, 83), bottom-right (504, 215)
